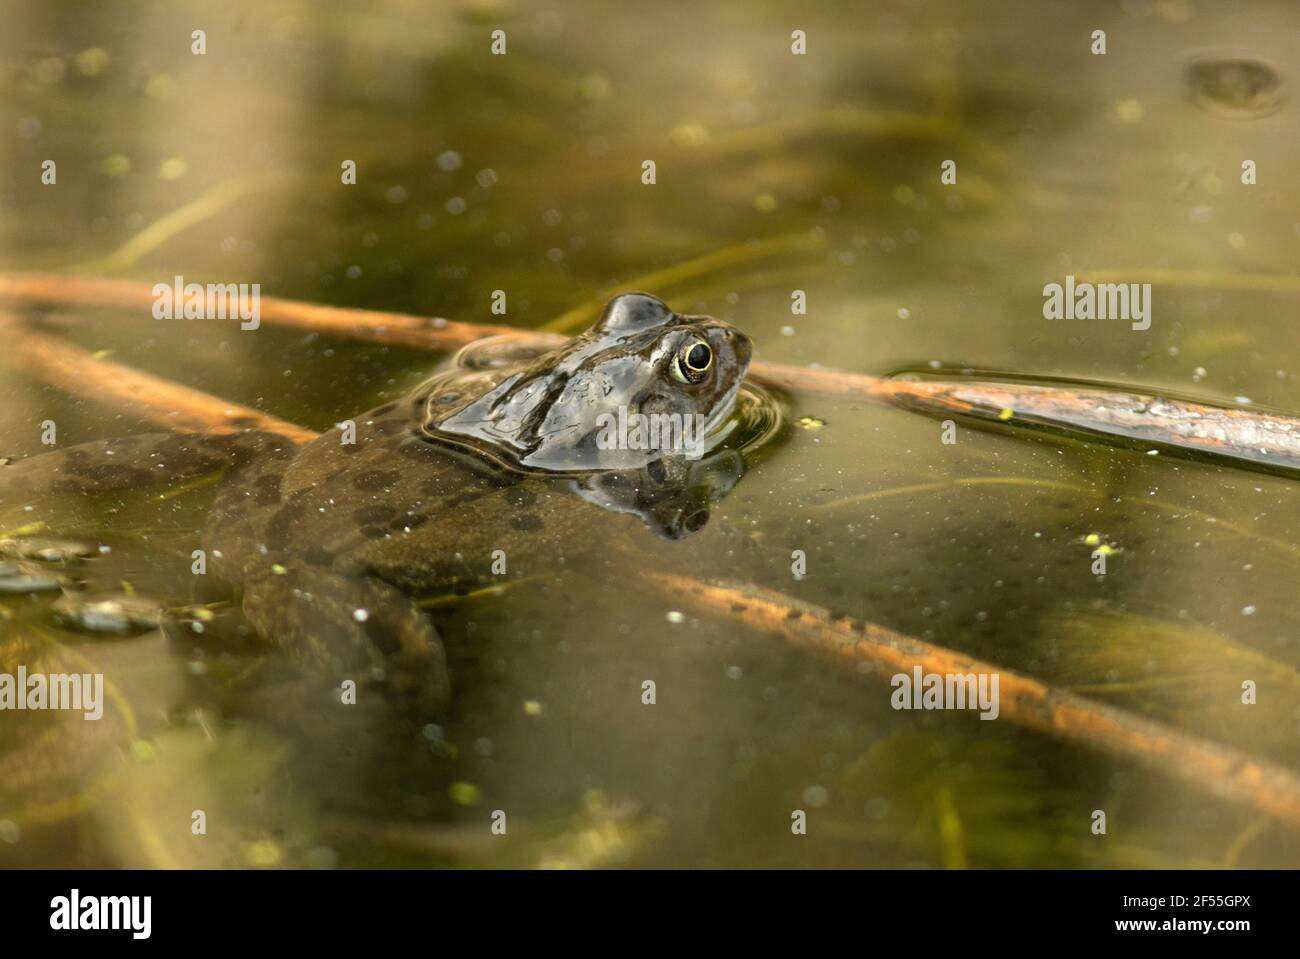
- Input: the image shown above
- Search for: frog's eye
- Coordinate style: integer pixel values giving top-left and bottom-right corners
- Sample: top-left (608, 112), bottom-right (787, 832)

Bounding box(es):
top-left (673, 339), bottom-right (713, 384)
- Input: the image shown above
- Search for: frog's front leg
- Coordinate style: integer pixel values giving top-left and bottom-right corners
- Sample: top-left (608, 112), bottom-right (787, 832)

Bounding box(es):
top-left (239, 567), bottom-right (450, 714)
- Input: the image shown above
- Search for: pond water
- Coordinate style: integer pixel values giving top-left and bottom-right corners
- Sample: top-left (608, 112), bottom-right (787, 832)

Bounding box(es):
top-left (0, 0), bottom-right (1297, 868)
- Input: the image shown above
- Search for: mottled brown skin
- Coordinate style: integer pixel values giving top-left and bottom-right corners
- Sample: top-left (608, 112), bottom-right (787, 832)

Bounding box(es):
top-left (0, 294), bottom-right (752, 713)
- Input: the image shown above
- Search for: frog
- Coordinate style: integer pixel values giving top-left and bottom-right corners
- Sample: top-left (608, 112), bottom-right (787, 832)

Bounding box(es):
top-left (0, 293), bottom-right (754, 713)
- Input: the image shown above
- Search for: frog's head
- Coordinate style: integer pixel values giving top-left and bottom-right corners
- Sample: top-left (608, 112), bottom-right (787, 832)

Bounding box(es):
top-left (426, 293), bottom-right (752, 472)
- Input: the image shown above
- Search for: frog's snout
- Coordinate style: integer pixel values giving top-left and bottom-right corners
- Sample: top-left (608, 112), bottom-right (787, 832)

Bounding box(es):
top-left (710, 321), bottom-right (753, 375)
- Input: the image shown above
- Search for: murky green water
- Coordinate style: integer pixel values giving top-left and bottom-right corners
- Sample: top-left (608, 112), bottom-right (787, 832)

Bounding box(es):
top-left (1, 0), bottom-right (1298, 868)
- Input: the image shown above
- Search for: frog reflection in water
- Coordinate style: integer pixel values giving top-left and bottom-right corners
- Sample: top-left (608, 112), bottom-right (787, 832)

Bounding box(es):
top-left (0, 294), bottom-right (753, 711)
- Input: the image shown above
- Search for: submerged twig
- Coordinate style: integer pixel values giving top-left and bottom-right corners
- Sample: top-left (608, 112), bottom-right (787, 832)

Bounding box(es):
top-left (879, 377), bottom-right (1300, 471)
top-left (646, 572), bottom-right (1300, 830)
top-left (0, 314), bottom-right (316, 443)
top-left (0, 272), bottom-right (515, 351)
top-left (2, 272), bottom-right (1299, 470)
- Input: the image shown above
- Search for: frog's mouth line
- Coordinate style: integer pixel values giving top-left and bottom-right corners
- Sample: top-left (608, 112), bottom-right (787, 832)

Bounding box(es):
top-left (693, 378), bottom-right (747, 454)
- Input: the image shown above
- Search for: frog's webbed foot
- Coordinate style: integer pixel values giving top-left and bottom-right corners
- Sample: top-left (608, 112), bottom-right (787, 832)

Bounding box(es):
top-left (240, 568), bottom-right (449, 714)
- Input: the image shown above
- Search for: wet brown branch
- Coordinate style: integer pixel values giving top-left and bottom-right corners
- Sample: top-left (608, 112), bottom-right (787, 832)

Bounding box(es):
top-left (647, 572), bottom-right (1300, 829)
top-left (3, 271), bottom-right (1299, 470)
top-left (0, 271), bottom-right (515, 351)
top-left (880, 377), bottom-right (1300, 471)
top-left (0, 314), bottom-right (316, 443)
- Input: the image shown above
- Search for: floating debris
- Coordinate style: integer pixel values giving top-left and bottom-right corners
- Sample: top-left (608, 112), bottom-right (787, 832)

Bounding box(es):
top-left (51, 593), bottom-right (163, 634)
top-left (797, 416), bottom-right (826, 430)
top-left (449, 782), bottom-right (482, 807)
top-left (0, 560), bottom-right (70, 593)
top-left (1081, 533), bottom-right (1120, 556)
top-left (0, 536), bottom-right (98, 563)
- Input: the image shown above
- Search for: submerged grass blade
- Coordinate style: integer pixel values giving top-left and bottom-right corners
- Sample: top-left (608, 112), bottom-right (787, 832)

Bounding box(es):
top-left (542, 232), bottom-right (826, 333)
top-left (1077, 267), bottom-right (1300, 295)
top-left (74, 172), bottom-right (292, 274)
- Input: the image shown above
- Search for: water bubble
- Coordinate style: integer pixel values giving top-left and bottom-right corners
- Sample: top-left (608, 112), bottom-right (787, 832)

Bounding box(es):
top-left (802, 785), bottom-right (829, 808)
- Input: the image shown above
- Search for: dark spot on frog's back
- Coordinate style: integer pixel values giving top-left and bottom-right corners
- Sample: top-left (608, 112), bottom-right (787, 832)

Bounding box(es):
top-left (252, 473), bottom-right (282, 506)
top-left (353, 504), bottom-right (397, 525)
top-left (353, 469), bottom-right (401, 492)
top-left (265, 501), bottom-right (306, 552)
top-left (371, 403), bottom-right (397, 417)
top-left (506, 487), bottom-right (537, 508)
top-left (302, 546), bottom-right (334, 567)
top-left (399, 512), bottom-right (431, 530)
top-left (509, 513), bottom-right (544, 532)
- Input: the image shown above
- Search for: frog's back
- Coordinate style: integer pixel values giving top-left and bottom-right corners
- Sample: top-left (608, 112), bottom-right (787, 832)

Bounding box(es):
top-left (206, 392), bottom-right (585, 594)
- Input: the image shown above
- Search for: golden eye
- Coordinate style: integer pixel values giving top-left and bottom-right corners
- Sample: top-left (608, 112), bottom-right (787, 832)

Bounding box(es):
top-left (673, 339), bottom-right (712, 384)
